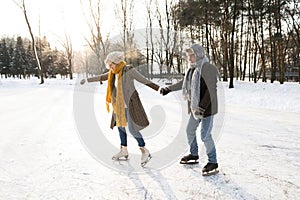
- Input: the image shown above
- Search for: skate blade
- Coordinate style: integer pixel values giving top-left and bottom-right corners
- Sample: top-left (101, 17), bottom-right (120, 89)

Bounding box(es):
top-left (112, 155), bottom-right (129, 161)
top-left (180, 160), bottom-right (199, 165)
top-left (202, 169), bottom-right (219, 176)
top-left (141, 154), bottom-right (152, 167)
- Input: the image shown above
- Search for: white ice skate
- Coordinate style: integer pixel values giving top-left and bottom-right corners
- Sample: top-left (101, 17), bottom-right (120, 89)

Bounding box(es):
top-left (140, 147), bottom-right (152, 167)
top-left (112, 146), bottom-right (129, 160)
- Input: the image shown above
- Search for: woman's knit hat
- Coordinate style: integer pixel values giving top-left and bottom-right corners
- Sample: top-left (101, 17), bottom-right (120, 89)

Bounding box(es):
top-left (105, 51), bottom-right (125, 65)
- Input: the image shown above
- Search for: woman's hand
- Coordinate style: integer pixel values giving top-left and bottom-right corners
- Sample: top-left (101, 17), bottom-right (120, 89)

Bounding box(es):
top-left (80, 79), bottom-right (86, 85)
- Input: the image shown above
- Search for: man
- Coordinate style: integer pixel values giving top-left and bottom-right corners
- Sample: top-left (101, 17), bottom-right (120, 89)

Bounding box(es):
top-left (160, 44), bottom-right (219, 175)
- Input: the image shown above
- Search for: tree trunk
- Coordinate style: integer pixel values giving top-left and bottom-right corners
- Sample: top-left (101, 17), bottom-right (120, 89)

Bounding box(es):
top-left (229, 0), bottom-right (237, 88)
top-left (275, 0), bottom-right (284, 84)
top-left (21, 0), bottom-right (44, 84)
top-left (243, 18), bottom-right (250, 81)
top-left (260, 14), bottom-right (267, 82)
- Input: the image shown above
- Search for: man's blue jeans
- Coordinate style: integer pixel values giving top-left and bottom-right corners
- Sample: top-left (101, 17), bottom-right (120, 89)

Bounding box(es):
top-left (186, 114), bottom-right (217, 163)
top-left (118, 109), bottom-right (145, 147)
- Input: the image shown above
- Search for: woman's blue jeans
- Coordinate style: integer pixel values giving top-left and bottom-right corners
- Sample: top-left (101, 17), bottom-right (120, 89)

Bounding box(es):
top-left (118, 109), bottom-right (145, 147)
top-left (186, 114), bottom-right (217, 163)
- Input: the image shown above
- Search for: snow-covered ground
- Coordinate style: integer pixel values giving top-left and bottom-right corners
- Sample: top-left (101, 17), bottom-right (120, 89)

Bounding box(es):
top-left (0, 77), bottom-right (299, 199)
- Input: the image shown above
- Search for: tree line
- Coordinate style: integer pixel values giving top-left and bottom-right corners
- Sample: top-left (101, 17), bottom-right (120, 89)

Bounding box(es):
top-left (172, 0), bottom-right (300, 87)
top-left (5, 0), bottom-right (300, 87)
top-left (0, 36), bottom-right (71, 79)
top-left (80, 0), bottom-right (299, 87)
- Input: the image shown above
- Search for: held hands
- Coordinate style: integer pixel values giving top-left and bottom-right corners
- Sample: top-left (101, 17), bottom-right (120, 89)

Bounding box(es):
top-left (160, 87), bottom-right (171, 96)
top-left (192, 107), bottom-right (205, 120)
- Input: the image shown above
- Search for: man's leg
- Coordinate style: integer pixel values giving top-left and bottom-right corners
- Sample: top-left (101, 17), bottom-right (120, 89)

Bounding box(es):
top-left (200, 115), bottom-right (217, 163)
top-left (186, 114), bottom-right (201, 156)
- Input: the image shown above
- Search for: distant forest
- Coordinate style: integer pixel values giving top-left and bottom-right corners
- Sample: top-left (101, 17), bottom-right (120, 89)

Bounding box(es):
top-left (1, 0), bottom-right (299, 87)
top-left (0, 36), bottom-right (71, 79)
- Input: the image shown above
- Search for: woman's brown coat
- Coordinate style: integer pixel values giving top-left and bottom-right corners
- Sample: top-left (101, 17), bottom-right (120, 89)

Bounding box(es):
top-left (88, 65), bottom-right (159, 131)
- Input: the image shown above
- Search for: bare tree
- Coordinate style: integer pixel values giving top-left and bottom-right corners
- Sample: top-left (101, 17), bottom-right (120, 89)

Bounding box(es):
top-left (157, 0), bottom-right (174, 73)
top-left (73, 48), bottom-right (92, 77)
top-left (115, 0), bottom-right (135, 58)
top-left (145, 0), bottom-right (155, 79)
top-left (57, 6), bottom-right (74, 79)
top-left (155, 1), bottom-right (165, 78)
top-left (275, 0), bottom-right (285, 84)
top-left (62, 35), bottom-right (73, 79)
top-left (286, 1), bottom-right (300, 84)
top-left (228, 0), bottom-right (239, 88)
top-left (80, 0), bottom-right (110, 74)
top-left (13, 0), bottom-right (44, 84)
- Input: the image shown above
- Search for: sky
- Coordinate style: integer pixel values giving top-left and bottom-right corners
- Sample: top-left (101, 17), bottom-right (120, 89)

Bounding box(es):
top-left (0, 0), bottom-right (149, 50)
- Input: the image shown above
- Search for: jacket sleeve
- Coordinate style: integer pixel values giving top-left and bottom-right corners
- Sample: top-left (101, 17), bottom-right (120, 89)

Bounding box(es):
top-left (87, 72), bottom-right (109, 83)
top-left (167, 80), bottom-right (183, 91)
top-left (129, 67), bottom-right (160, 91)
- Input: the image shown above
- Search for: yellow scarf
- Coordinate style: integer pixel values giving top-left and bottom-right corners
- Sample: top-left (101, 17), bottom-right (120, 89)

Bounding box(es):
top-left (106, 61), bottom-right (127, 127)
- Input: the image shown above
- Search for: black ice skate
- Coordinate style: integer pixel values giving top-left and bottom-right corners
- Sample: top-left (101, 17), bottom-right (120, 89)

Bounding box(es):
top-left (202, 163), bottom-right (219, 176)
top-left (180, 154), bottom-right (199, 164)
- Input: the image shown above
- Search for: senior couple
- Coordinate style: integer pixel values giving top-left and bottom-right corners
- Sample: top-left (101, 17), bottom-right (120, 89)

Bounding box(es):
top-left (80, 44), bottom-right (220, 175)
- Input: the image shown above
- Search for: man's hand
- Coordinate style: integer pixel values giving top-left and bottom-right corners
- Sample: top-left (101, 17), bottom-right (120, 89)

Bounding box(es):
top-left (192, 107), bottom-right (205, 120)
top-left (160, 87), bottom-right (171, 96)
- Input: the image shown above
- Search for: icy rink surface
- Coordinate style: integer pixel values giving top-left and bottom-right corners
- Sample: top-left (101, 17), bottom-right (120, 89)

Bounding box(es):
top-left (0, 77), bottom-right (299, 199)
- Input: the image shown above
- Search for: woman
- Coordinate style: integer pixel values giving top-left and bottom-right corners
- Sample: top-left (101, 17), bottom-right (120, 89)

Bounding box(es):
top-left (80, 51), bottom-right (159, 167)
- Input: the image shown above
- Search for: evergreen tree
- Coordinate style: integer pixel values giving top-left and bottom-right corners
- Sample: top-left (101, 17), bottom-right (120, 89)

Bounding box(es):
top-left (25, 43), bottom-right (37, 77)
top-left (8, 41), bottom-right (15, 77)
top-left (13, 36), bottom-right (27, 78)
top-left (0, 38), bottom-right (10, 77)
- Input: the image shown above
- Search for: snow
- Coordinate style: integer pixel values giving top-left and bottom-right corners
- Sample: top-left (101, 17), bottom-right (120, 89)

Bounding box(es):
top-left (0, 77), bottom-right (299, 199)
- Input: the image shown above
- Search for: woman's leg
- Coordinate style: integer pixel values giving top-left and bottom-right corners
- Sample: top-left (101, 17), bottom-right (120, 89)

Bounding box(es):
top-left (112, 126), bottom-right (129, 160)
top-left (118, 126), bottom-right (127, 146)
top-left (126, 109), bottom-right (145, 147)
